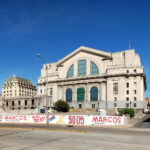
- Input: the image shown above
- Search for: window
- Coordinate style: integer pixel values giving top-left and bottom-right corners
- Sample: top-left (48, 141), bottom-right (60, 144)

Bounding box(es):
top-left (113, 83), bottom-right (118, 94)
top-left (134, 103), bottom-right (136, 107)
top-left (32, 99), bottom-right (34, 105)
top-left (114, 97), bottom-right (117, 102)
top-left (114, 103), bottom-right (117, 107)
top-left (6, 101), bottom-right (8, 107)
top-left (78, 60), bottom-right (86, 76)
top-left (126, 70), bottom-right (129, 73)
top-left (134, 97), bottom-right (136, 101)
top-left (77, 87), bottom-right (85, 102)
top-left (18, 101), bottom-right (21, 106)
top-left (126, 97), bottom-right (129, 101)
top-left (40, 89), bottom-right (42, 94)
top-left (79, 104), bottom-right (82, 108)
top-left (114, 97), bottom-right (117, 107)
top-left (126, 83), bottom-right (129, 88)
top-left (90, 62), bottom-right (99, 75)
top-left (92, 104), bottom-right (95, 108)
top-left (25, 100), bottom-right (27, 106)
top-left (134, 90), bottom-right (137, 94)
top-left (134, 69), bottom-right (136, 73)
top-left (126, 90), bottom-right (129, 95)
top-left (67, 64), bottom-right (74, 78)
top-left (126, 103), bottom-right (129, 108)
top-left (50, 88), bottom-right (53, 96)
top-left (90, 87), bottom-right (98, 101)
top-left (12, 101), bottom-right (14, 106)
top-left (66, 88), bottom-right (72, 102)
top-left (134, 82), bottom-right (137, 88)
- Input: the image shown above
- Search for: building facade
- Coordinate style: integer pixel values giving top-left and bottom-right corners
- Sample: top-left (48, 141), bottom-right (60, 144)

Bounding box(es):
top-left (2, 75), bottom-right (37, 111)
top-left (37, 46), bottom-right (146, 110)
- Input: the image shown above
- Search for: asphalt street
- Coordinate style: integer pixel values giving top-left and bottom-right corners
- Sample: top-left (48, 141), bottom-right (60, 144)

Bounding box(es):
top-left (134, 114), bottom-right (150, 128)
top-left (0, 114), bottom-right (150, 150)
top-left (0, 127), bottom-right (150, 150)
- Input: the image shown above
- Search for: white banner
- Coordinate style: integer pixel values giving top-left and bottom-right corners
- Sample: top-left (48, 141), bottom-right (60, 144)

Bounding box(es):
top-left (49, 115), bottom-right (127, 126)
top-left (0, 115), bottom-right (46, 124)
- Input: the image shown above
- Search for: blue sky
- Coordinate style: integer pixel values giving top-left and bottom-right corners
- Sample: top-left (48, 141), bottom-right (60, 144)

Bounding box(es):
top-left (0, 0), bottom-right (150, 97)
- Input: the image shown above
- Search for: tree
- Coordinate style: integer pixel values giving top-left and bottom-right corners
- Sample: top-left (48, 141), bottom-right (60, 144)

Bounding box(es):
top-left (54, 100), bottom-right (70, 112)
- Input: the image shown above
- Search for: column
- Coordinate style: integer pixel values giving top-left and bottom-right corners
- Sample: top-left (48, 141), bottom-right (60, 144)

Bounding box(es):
top-left (85, 83), bottom-right (88, 101)
top-left (73, 85), bottom-right (76, 102)
top-left (62, 86), bottom-right (64, 101)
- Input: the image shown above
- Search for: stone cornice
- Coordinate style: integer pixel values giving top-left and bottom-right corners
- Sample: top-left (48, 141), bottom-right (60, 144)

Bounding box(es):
top-left (37, 73), bottom-right (145, 86)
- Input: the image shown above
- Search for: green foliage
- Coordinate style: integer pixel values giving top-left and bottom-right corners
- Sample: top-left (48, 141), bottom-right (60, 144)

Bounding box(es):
top-left (118, 108), bottom-right (135, 118)
top-left (54, 100), bottom-right (70, 112)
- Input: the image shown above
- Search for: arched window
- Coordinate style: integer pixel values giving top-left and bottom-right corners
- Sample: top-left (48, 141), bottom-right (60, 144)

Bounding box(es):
top-left (78, 60), bottom-right (86, 76)
top-left (66, 88), bottom-right (72, 102)
top-left (77, 87), bottom-right (85, 102)
top-left (90, 62), bottom-right (99, 75)
top-left (67, 64), bottom-right (74, 78)
top-left (90, 87), bottom-right (98, 101)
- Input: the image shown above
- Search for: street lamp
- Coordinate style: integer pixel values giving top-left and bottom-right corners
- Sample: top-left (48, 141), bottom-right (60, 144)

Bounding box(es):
top-left (37, 54), bottom-right (49, 124)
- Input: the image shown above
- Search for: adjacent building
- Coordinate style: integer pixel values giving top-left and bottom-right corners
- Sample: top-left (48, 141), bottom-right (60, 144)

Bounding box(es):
top-left (37, 46), bottom-right (146, 110)
top-left (2, 75), bottom-right (36, 98)
top-left (2, 75), bottom-right (37, 111)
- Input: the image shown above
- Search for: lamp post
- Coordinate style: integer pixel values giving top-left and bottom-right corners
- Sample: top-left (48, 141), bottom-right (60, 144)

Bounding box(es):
top-left (37, 54), bottom-right (49, 124)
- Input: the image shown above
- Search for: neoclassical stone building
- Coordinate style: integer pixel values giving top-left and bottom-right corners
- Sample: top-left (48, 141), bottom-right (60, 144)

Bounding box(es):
top-left (37, 46), bottom-right (146, 110)
top-left (2, 75), bottom-right (37, 111)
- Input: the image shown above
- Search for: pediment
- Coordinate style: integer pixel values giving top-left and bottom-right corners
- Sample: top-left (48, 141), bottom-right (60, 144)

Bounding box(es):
top-left (57, 46), bottom-right (111, 66)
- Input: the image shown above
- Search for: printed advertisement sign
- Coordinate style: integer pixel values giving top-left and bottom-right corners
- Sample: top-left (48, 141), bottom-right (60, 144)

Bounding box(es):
top-left (49, 115), bottom-right (126, 126)
top-left (0, 115), bottom-right (46, 124)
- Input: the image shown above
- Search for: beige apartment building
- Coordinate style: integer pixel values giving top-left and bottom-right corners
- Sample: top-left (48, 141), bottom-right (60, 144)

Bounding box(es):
top-left (37, 46), bottom-right (146, 110)
top-left (2, 75), bottom-right (37, 111)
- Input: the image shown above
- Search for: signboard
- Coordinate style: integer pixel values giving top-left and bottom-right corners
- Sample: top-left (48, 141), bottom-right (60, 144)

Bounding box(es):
top-left (49, 115), bottom-right (126, 126)
top-left (0, 115), bottom-right (126, 125)
top-left (0, 115), bottom-right (46, 124)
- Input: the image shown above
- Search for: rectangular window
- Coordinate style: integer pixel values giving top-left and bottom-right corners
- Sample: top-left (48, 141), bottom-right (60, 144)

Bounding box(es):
top-left (113, 83), bottom-right (118, 94)
top-left (126, 97), bottom-right (129, 101)
top-left (50, 88), bottom-right (53, 96)
top-left (25, 100), bottom-right (27, 106)
top-left (126, 83), bottom-right (129, 88)
top-left (12, 101), bottom-right (14, 106)
top-left (134, 82), bottom-right (137, 88)
top-left (126, 70), bottom-right (129, 73)
top-left (126, 103), bottom-right (129, 108)
top-left (78, 60), bottom-right (86, 76)
top-left (114, 103), bottom-right (117, 107)
top-left (134, 103), bottom-right (136, 107)
top-left (6, 101), bottom-right (8, 106)
top-left (92, 104), bottom-right (95, 108)
top-left (126, 90), bottom-right (129, 95)
top-left (114, 97), bottom-right (117, 102)
top-left (40, 89), bottom-right (42, 94)
top-left (32, 99), bottom-right (34, 105)
top-left (134, 90), bottom-right (137, 94)
top-left (134, 97), bottom-right (136, 101)
top-left (79, 104), bottom-right (82, 109)
top-left (18, 101), bottom-right (21, 106)
top-left (134, 69), bottom-right (136, 73)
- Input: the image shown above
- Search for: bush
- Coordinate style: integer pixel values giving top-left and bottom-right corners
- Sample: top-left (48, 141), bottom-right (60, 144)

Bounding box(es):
top-left (118, 108), bottom-right (135, 118)
top-left (54, 100), bottom-right (70, 112)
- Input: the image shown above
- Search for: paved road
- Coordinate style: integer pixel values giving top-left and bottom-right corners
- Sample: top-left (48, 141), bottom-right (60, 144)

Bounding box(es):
top-left (0, 127), bottom-right (150, 150)
top-left (134, 114), bottom-right (150, 128)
